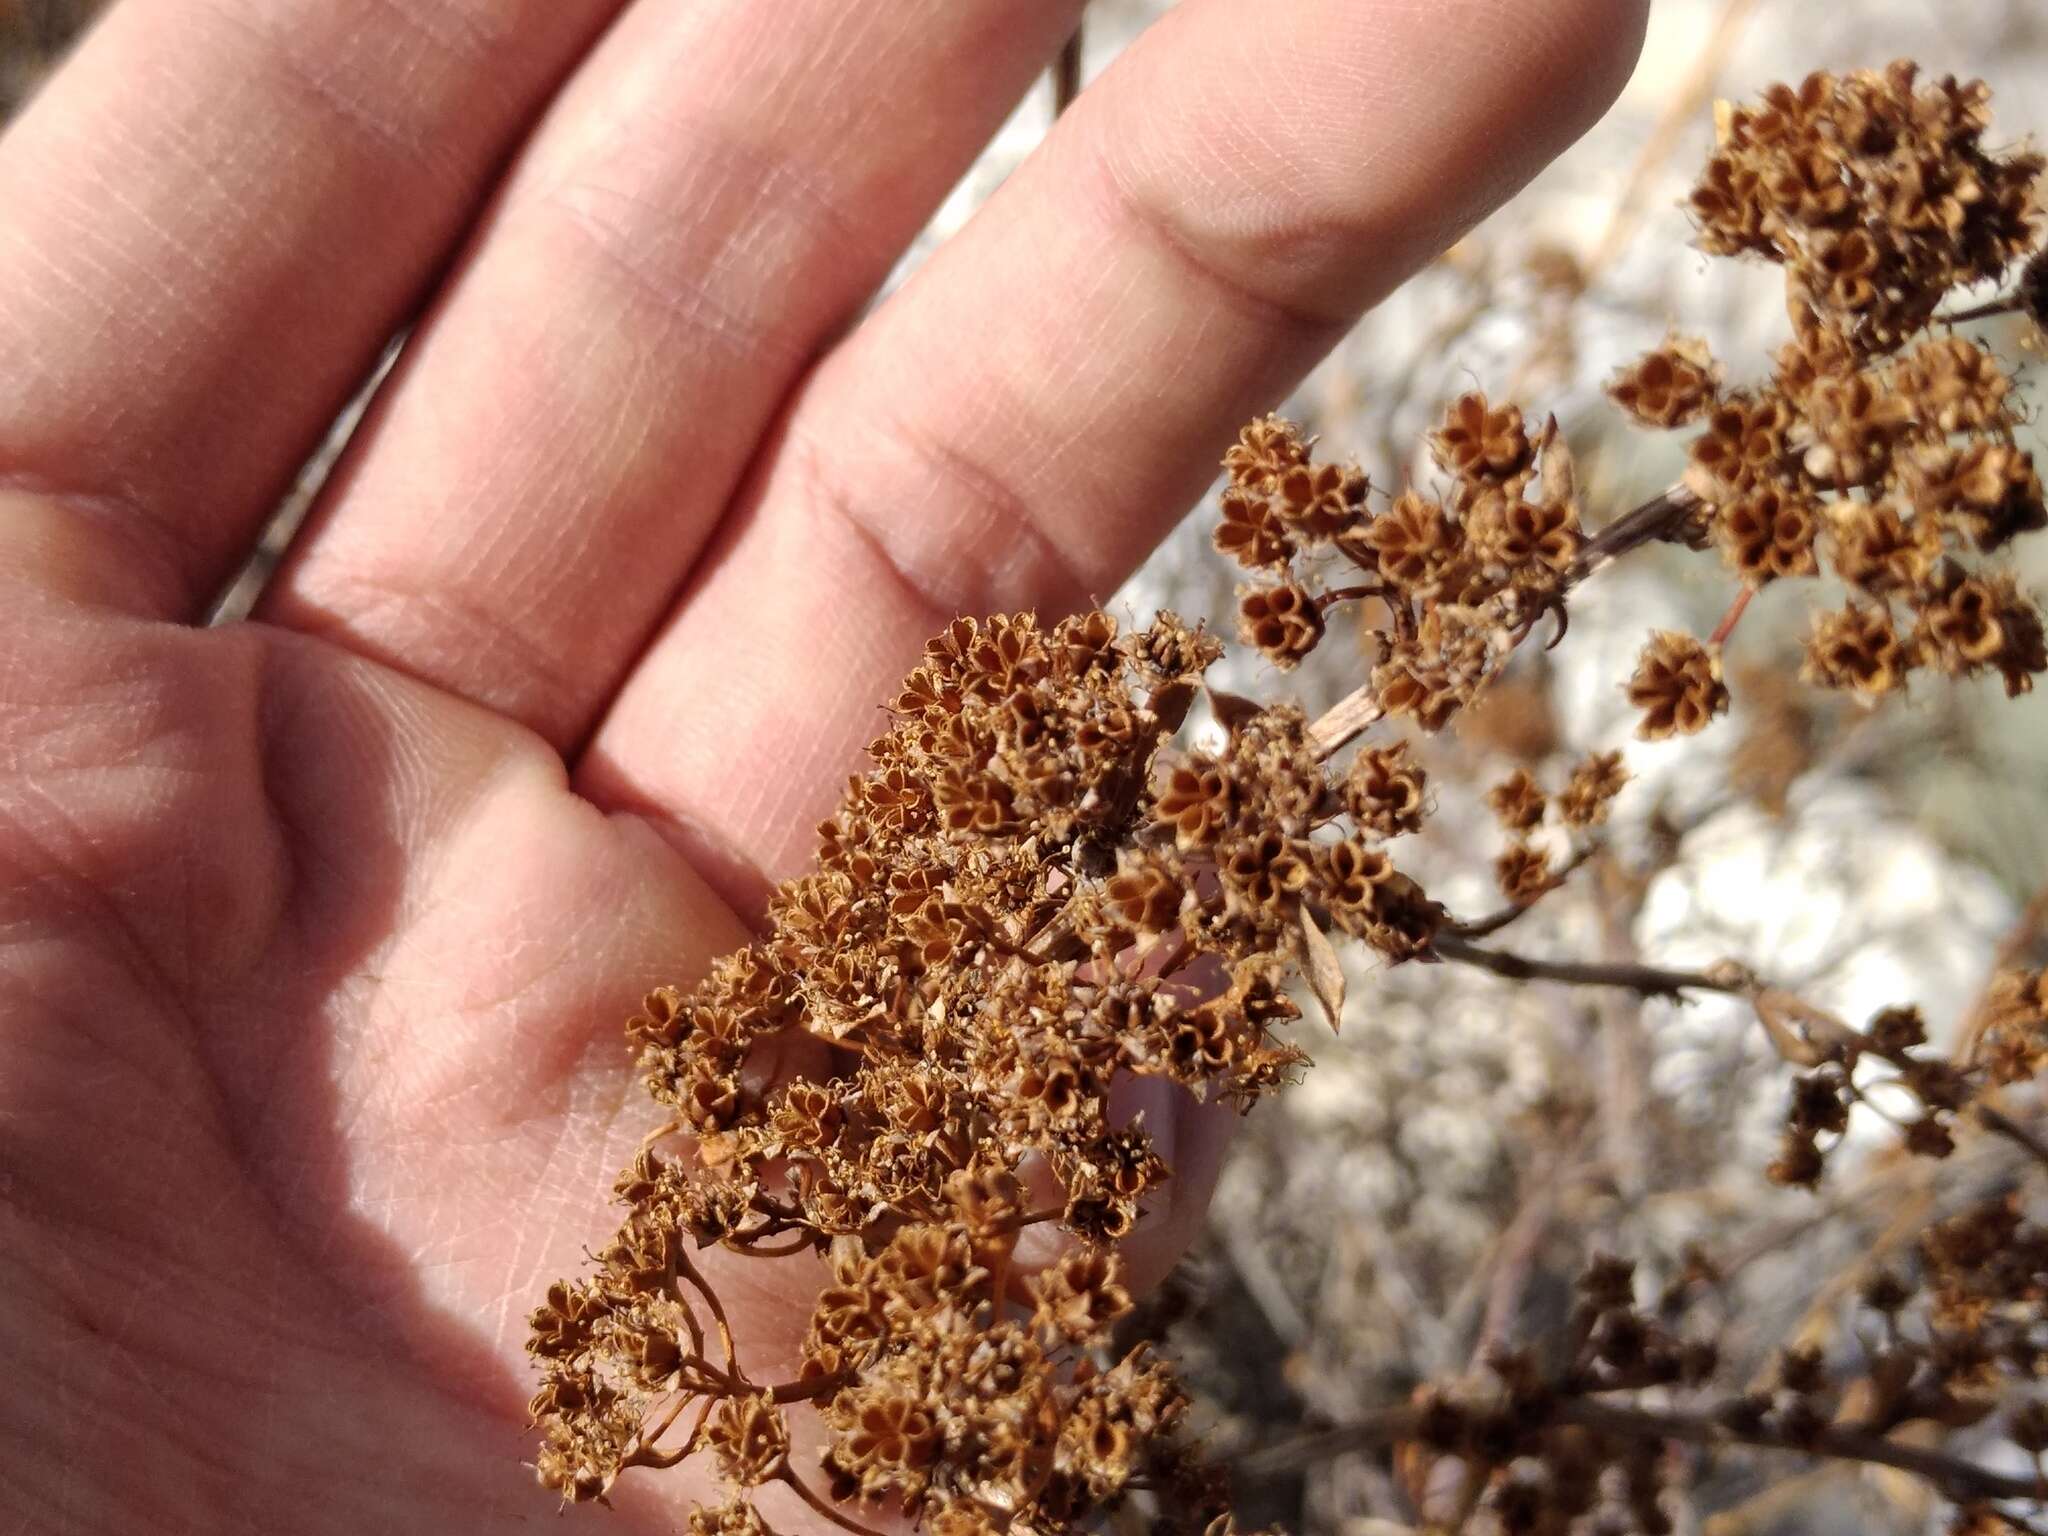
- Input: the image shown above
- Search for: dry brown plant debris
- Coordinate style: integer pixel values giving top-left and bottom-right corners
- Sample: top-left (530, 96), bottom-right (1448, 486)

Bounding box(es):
top-left (530, 64), bottom-right (2048, 1536)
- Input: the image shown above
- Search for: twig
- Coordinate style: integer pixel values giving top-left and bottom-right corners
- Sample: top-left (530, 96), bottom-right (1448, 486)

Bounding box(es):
top-left (676, 1250), bottom-right (744, 1379)
top-left (1308, 685), bottom-right (1387, 760)
top-left (1218, 1209), bottom-right (1311, 1348)
top-left (1053, 25), bottom-right (1083, 116)
top-left (1570, 484), bottom-right (1704, 581)
top-left (1581, 0), bottom-right (1760, 284)
top-left (1557, 1398), bottom-right (2046, 1505)
top-left (1709, 585), bottom-right (1755, 648)
top-left (1977, 1104), bottom-right (2048, 1174)
top-left (1468, 1169), bottom-right (1560, 1369)
top-left (1432, 932), bottom-right (1751, 1001)
top-left (1959, 878), bottom-right (2048, 1060)
top-left (1235, 1403), bottom-right (1426, 1477)
top-left (1942, 294), bottom-right (2029, 326)
top-left (1316, 581), bottom-right (1391, 613)
top-left (1240, 1391), bottom-right (2046, 1503)
top-left (1444, 844), bottom-right (1599, 939)
top-left (778, 1468), bottom-right (896, 1536)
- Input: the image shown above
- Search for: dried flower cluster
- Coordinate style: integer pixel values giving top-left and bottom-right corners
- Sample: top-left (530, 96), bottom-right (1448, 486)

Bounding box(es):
top-left (1382, 1258), bottom-right (1719, 1534)
top-left (1480, 754), bottom-right (1627, 906)
top-left (1215, 397), bottom-right (1581, 729)
top-left (1609, 62), bottom-right (2048, 722)
top-left (529, 602), bottom-right (1459, 1528)
top-left (1760, 984), bottom-right (2048, 1187)
top-left (1352, 1211), bottom-right (2048, 1536)
top-left (528, 64), bottom-right (2048, 1536)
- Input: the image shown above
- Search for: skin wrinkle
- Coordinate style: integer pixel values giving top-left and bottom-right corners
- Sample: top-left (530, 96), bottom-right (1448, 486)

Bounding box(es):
top-left (542, 183), bottom-right (816, 366)
top-left (512, 59), bottom-right (896, 282)
top-left (0, 0), bottom-right (636, 625)
top-left (792, 408), bottom-right (1095, 633)
top-left (0, 965), bottom-right (214, 1178)
top-left (182, 0), bottom-right (511, 177)
top-left (292, 571), bottom-right (594, 734)
top-left (9, 185), bottom-right (178, 346)
top-left (2, 921), bottom-right (647, 1531)
top-left (1084, 134), bottom-right (1358, 338)
top-left (0, 486), bottom-right (208, 620)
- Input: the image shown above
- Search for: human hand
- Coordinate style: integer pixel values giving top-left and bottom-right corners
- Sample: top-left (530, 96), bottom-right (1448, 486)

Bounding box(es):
top-left (0, 1), bottom-right (1644, 1528)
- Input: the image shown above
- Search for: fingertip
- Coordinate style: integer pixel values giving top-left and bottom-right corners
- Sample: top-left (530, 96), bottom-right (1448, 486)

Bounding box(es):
top-left (1542, 0), bottom-right (1653, 132)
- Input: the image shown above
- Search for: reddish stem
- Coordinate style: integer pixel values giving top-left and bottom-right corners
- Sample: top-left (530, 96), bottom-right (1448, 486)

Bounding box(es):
top-left (1709, 585), bottom-right (1756, 648)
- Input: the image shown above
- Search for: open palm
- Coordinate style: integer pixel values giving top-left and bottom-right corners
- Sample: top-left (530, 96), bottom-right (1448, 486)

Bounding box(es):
top-left (0, 0), bottom-right (1643, 1529)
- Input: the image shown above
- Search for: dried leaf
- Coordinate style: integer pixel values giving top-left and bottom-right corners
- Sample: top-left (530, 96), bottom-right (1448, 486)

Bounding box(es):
top-left (1147, 678), bottom-right (1199, 734)
top-left (1205, 686), bottom-right (1266, 735)
top-left (1752, 987), bottom-right (1854, 1067)
top-left (1299, 903), bottom-right (1346, 1033)
top-left (1539, 413), bottom-right (1577, 510)
top-left (1713, 96), bottom-right (1735, 146)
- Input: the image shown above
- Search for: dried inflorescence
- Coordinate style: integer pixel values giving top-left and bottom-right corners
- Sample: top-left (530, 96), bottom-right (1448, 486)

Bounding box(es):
top-left (1625, 632), bottom-right (1728, 740)
top-left (1621, 63), bottom-right (2048, 710)
top-left (1758, 997), bottom-right (1993, 1188)
top-left (1382, 1207), bottom-right (2048, 1536)
top-left (529, 63), bottom-right (2048, 1536)
top-left (1477, 753), bottom-right (1621, 910)
top-left (1558, 750), bottom-right (1629, 829)
top-left (1213, 398), bottom-right (1581, 731)
top-left (530, 606), bottom-right (1447, 1528)
top-left (1222, 62), bottom-right (2047, 748)
top-left (1384, 1257), bottom-right (1720, 1533)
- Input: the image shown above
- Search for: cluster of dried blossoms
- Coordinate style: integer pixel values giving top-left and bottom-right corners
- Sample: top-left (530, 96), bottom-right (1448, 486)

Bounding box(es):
top-left (1216, 396), bottom-right (1582, 729)
top-left (1480, 755), bottom-right (1626, 905)
top-left (1349, 1208), bottom-right (2048, 1536)
top-left (1218, 64), bottom-right (2048, 750)
top-left (528, 65), bottom-right (2048, 1536)
top-left (1763, 972), bottom-right (2048, 1188)
top-left (1612, 61), bottom-right (2048, 721)
top-left (529, 603), bottom-right (1459, 1530)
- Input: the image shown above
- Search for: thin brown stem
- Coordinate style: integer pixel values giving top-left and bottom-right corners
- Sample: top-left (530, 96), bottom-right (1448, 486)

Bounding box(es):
top-left (1315, 582), bottom-right (1390, 613)
top-left (1433, 932), bottom-right (1752, 1000)
top-left (662, 1249), bottom-right (709, 1359)
top-left (1308, 685), bottom-right (1386, 761)
top-left (778, 1468), bottom-right (896, 1536)
top-left (677, 1249), bottom-right (745, 1380)
top-left (1580, 0), bottom-right (1758, 284)
top-left (1941, 294), bottom-right (2028, 325)
top-left (998, 1204), bottom-right (1070, 1235)
top-left (1445, 844), bottom-right (1599, 939)
top-left (1240, 1391), bottom-right (2045, 1503)
top-left (768, 1369), bottom-right (852, 1405)
top-left (1977, 1104), bottom-right (2048, 1174)
top-left (1052, 26), bottom-right (1083, 116)
top-left (1556, 1398), bottom-right (2046, 1505)
top-left (1469, 1168), bottom-right (1560, 1369)
top-left (1571, 484), bottom-right (1705, 580)
top-left (623, 1392), bottom-right (697, 1471)
top-left (638, 1117), bottom-right (682, 1153)
top-left (1709, 584), bottom-right (1756, 648)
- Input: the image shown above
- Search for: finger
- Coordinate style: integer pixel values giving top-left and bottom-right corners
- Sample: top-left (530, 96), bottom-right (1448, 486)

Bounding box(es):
top-left (258, 0), bottom-right (1084, 751)
top-left (1112, 1079), bottom-right (1236, 1295)
top-left (0, 0), bottom-right (627, 619)
top-left (579, 0), bottom-right (1648, 908)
